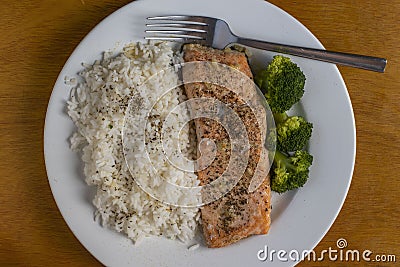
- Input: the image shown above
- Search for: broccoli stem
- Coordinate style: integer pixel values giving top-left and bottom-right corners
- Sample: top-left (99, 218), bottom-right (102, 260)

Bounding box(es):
top-left (273, 150), bottom-right (295, 171)
top-left (273, 112), bottom-right (288, 124)
top-left (273, 150), bottom-right (287, 165)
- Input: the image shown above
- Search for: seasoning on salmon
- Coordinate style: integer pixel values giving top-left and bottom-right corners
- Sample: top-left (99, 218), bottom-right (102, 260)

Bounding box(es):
top-left (182, 44), bottom-right (271, 248)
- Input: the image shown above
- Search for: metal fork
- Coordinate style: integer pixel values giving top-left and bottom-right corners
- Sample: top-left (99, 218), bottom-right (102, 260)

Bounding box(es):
top-left (145, 15), bottom-right (386, 72)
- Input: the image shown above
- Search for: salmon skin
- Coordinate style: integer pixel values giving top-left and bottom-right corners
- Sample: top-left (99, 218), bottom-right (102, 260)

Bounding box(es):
top-left (182, 44), bottom-right (271, 248)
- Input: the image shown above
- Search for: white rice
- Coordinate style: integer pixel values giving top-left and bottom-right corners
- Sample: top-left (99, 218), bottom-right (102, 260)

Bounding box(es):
top-left (188, 243), bottom-right (200, 251)
top-left (67, 41), bottom-right (200, 243)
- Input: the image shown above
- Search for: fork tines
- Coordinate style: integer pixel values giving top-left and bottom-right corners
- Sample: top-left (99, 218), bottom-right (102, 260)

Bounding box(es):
top-left (145, 15), bottom-right (211, 43)
top-left (147, 15), bottom-right (210, 24)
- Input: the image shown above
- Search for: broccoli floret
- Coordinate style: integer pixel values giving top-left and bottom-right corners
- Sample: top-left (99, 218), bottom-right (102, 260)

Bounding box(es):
top-left (274, 112), bottom-right (313, 152)
top-left (256, 55), bottom-right (313, 193)
top-left (255, 55), bottom-right (306, 113)
top-left (271, 150), bottom-right (313, 193)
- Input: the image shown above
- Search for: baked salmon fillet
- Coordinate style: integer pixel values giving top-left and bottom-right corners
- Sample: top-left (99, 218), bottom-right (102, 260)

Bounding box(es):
top-left (183, 44), bottom-right (271, 248)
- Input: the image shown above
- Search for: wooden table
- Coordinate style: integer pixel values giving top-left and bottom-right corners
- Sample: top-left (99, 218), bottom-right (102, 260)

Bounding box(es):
top-left (1, 1), bottom-right (399, 266)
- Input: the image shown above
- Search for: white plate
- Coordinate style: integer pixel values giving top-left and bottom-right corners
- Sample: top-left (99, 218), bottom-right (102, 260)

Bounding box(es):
top-left (44, 0), bottom-right (355, 266)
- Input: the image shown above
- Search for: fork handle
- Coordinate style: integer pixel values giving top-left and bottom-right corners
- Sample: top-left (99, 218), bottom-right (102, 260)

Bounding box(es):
top-left (236, 37), bottom-right (387, 72)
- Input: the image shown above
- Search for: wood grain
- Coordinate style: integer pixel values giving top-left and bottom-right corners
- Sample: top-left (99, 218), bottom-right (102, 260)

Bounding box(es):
top-left (0, 0), bottom-right (398, 266)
